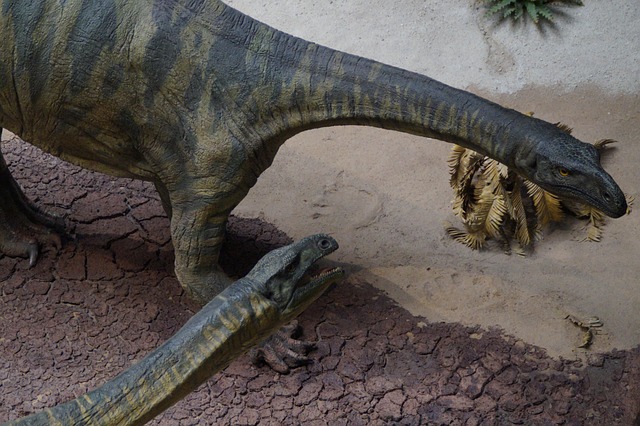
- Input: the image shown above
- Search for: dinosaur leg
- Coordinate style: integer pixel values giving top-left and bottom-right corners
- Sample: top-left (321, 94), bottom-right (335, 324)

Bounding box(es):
top-left (0, 136), bottom-right (63, 266)
top-left (168, 194), bottom-right (237, 305)
top-left (154, 181), bottom-right (173, 219)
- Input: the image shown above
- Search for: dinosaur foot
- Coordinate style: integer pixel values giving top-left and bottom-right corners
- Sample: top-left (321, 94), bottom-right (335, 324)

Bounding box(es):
top-left (0, 169), bottom-right (64, 266)
top-left (250, 320), bottom-right (316, 374)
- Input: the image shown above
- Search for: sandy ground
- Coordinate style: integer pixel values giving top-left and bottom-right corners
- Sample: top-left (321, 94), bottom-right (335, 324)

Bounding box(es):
top-left (1, 139), bottom-right (639, 424)
top-left (219, 0), bottom-right (640, 360)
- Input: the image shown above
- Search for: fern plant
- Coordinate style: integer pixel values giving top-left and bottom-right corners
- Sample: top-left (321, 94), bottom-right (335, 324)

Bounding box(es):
top-left (484, 0), bottom-right (584, 24)
top-left (447, 146), bottom-right (560, 254)
top-left (446, 125), bottom-right (632, 255)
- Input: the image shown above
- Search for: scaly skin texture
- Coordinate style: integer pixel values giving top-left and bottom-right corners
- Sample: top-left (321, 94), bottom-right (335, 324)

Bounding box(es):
top-left (0, 0), bottom-right (627, 304)
top-left (4, 234), bottom-right (343, 426)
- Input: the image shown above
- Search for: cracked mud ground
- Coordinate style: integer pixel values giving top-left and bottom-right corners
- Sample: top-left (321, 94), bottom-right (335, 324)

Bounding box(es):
top-left (1, 137), bottom-right (639, 425)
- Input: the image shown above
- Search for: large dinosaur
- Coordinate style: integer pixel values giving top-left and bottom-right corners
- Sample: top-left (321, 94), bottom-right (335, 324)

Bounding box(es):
top-left (0, 0), bottom-right (627, 307)
top-left (4, 234), bottom-right (343, 425)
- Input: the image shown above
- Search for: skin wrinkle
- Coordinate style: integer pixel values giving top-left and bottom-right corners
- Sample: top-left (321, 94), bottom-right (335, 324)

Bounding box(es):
top-left (9, 62), bottom-right (25, 135)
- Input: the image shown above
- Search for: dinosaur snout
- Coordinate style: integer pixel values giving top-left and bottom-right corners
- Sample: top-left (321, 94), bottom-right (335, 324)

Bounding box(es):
top-left (604, 191), bottom-right (627, 218)
top-left (598, 177), bottom-right (627, 218)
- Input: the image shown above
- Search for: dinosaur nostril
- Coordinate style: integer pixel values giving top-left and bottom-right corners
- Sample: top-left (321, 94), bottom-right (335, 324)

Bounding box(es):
top-left (602, 191), bottom-right (611, 202)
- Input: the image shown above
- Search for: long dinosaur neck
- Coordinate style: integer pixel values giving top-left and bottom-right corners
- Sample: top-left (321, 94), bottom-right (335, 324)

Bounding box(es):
top-left (220, 4), bottom-right (542, 169)
top-left (9, 282), bottom-right (276, 426)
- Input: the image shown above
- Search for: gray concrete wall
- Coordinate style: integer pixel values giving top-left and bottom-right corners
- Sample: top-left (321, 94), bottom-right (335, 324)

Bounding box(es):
top-left (225, 0), bottom-right (639, 95)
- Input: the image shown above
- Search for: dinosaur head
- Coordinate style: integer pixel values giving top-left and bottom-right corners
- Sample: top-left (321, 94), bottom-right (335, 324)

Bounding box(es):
top-left (246, 234), bottom-right (344, 319)
top-left (514, 131), bottom-right (627, 218)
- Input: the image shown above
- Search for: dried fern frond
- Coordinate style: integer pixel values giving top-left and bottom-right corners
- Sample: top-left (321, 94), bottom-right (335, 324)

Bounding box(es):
top-left (449, 145), bottom-right (483, 191)
top-left (472, 159), bottom-right (513, 237)
top-left (452, 190), bottom-right (474, 220)
top-left (626, 195), bottom-right (635, 215)
top-left (449, 146), bottom-right (484, 219)
top-left (510, 179), bottom-right (533, 247)
top-left (472, 190), bottom-right (509, 239)
top-left (554, 122), bottom-right (573, 134)
top-left (514, 243), bottom-right (528, 257)
top-left (446, 226), bottom-right (487, 250)
top-left (585, 209), bottom-right (606, 242)
top-left (541, 198), bottom-right (607, 242)
top-left (448, 145), bottom-right (467, 183)
top-left (446, 142), bottom-right (626, 254)
top-left (563, 200), bottom-right (595, 219)
top-left (482, 158), bottom-right (509, 187)
top-left (594, 138), bottom-right (617, 151)
top-left (577, 206), bottom-right (606, 242)
top-left (524, 180), bottom-right (564, 227)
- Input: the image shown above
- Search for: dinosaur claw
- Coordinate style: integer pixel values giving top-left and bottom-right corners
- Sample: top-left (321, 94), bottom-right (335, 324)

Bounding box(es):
top-left (250, 320), bottom-right (315, 374)
top-left (28, 244), bottom-right (39, 268)
top-left (251, 345), bottom-right (292, 374)
top-left (0, 194), bottom-right (65, 266)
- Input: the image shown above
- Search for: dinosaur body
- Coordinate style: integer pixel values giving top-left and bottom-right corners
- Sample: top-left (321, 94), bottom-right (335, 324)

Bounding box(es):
top-left (4, 234), bottom-right (343, 425)
top-left (0, 0), bottom-right (627, 305)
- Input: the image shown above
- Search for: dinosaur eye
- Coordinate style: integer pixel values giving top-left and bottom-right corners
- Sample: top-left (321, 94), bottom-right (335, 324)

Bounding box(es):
top-left (317, 238), bottom-right (332, 250)
top-left (558, 168), bottom-right (570, 177)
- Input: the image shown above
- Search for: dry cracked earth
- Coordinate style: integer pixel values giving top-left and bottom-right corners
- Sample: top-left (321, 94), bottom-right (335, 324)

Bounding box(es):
top-left (1, 137), bottom-right (640, 425)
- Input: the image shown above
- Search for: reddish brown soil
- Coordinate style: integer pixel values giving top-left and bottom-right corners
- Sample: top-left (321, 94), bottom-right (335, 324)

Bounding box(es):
top-left (1, 140), bottom-right (640, 425)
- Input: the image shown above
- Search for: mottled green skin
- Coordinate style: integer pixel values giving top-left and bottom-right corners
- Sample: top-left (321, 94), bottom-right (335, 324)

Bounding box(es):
top-left (0, 0), bottom-right (627, 304)
top-left (5, 234), bottom-right (343, 426)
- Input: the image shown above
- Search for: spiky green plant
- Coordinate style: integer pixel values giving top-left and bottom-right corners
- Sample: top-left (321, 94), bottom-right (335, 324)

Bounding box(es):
top-left (484, 0), bottom-right (584, 24)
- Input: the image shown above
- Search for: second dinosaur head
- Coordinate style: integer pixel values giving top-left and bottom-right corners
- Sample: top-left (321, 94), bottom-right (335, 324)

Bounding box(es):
top-left (245, 234), bottom-right (344, 320)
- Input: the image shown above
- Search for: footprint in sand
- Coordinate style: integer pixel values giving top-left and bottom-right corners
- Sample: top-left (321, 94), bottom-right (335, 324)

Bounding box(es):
top-left (308, 171), bottom-right (384, 231)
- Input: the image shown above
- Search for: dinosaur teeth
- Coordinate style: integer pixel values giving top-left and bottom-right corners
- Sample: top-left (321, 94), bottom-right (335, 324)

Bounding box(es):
top-left (312, 267), bottom-right (334, 277)
top-left (302, 267), bottom-right (343, 286)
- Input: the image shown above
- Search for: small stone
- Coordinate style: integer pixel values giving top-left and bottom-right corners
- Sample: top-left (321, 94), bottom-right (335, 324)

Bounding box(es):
top-left (587, 353), bottom-right (605, 367)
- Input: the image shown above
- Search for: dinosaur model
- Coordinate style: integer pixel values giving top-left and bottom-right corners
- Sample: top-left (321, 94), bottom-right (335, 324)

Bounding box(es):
top-left (4, 234), bottom-right (343, 426)
top-left (0, 1), bottom-right (627, 306)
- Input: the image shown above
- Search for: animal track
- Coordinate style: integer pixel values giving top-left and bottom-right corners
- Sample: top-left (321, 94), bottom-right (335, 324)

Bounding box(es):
top-left (310, 171), bottom-right (384, 231)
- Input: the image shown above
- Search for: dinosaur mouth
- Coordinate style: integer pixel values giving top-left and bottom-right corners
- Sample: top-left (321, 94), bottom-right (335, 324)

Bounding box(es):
top-left (302, 266), bottom-right (344, 287)
top-left (286, 265), bottom-right (344, 314)
top-left (552, 184), bottom-right (626, 218)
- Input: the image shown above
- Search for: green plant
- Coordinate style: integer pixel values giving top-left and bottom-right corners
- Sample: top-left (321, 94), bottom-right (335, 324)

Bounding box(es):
top-left (483, 0), bottom-right (584, 24)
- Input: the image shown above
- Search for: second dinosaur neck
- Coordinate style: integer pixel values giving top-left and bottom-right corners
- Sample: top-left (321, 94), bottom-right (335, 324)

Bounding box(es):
top-left (9, 282), bottom-right (276, 426)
